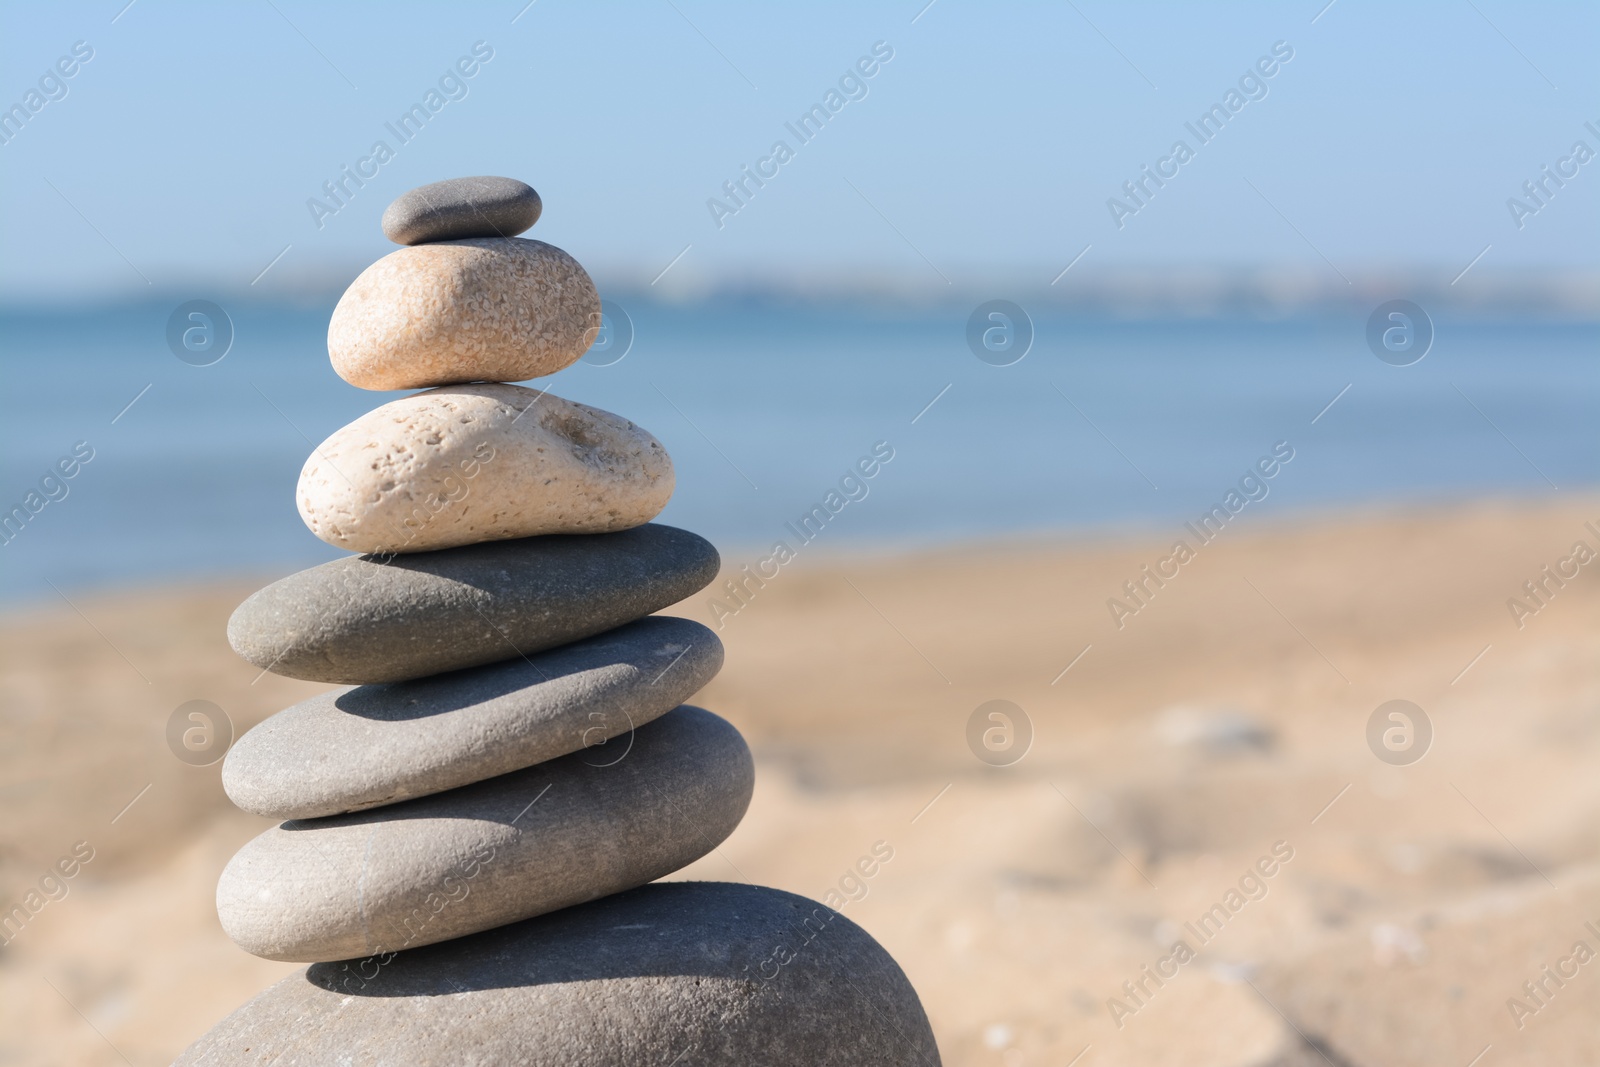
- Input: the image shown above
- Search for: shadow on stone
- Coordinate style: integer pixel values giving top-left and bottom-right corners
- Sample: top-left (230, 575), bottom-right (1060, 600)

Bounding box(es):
top-left (327, 616), bottom-right (710, 721)
top-left (184, 882), bottom-right (942, 1066)
top-left (310, 882), bottom-right (869, 994)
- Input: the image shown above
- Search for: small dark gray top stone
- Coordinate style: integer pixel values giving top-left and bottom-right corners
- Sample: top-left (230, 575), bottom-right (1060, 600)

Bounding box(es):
top-left (217, 706), bottom-right (754, 962)
top-left (223, 616), bottom-right (724, 820)
top-left (227, 524), bottom-right (720, 685)
top-left (381, 176), bottom-right (541, 244)
top-left (180, 882), bottom-right (942, 1066)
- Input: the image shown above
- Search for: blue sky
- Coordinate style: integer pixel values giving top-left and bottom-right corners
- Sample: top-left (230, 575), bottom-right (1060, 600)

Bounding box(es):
top-left (2, 0), bottom-right (1595, 299)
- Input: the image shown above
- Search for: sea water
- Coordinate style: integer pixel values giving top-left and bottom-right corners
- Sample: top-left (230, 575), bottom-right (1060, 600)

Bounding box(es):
top-left (1, 298), bottom-right (1594, 602)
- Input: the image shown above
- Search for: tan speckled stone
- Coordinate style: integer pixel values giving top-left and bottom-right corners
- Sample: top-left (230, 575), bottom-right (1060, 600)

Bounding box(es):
top-left (328, 237), bottom-right (599, 390)
top-left (296, 383), bottom-right (673, 554)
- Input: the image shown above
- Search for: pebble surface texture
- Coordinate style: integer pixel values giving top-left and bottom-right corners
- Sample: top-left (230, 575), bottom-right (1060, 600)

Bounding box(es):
top-left (296, 383), bottom-right (674, 554)
top-left (217, 707), bottom-right (754, 962)
top-left (223, 617), bottom-right (722, 820)
top-left (380, 176), bottom-right (542, 245)
top-left (328, 237), bottom-right (598, 391)
top-left (227, 523), bottom-right (719, 685)
top-left (183, 175), bottom-right (937, 1063)
top-left (181, 882), bottom-right (942, 1066)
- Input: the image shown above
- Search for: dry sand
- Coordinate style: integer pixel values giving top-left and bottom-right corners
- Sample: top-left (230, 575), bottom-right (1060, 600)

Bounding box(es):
top-left (3, 496), bottom-right (1600, 1065)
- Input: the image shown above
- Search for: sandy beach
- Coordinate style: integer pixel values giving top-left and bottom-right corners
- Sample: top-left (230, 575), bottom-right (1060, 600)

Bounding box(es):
top-left (4, 495), bottom-right (1600, 1066)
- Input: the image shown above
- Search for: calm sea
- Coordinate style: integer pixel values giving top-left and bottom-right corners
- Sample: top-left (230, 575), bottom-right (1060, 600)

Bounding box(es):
top-left (1, 298), bottom-right (1595, 603)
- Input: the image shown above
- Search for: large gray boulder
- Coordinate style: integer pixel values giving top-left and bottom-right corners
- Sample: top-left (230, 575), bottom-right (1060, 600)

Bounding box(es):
top-left (180, 881), bottom-right (942, 1066)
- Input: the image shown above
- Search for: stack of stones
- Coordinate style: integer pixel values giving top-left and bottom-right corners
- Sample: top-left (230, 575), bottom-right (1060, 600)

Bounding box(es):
top-left (178, 177), bottom-right (939, 1064)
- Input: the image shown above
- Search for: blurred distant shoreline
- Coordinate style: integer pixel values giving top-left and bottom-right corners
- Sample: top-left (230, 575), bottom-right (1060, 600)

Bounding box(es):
top-left (6, 265), bottom-right (1598, 319)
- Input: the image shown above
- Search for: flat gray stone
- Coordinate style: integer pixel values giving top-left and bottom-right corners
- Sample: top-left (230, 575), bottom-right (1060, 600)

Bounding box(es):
top-left (223, 616), bottom-right (723, 820)
top-left (181, 882), bottom-right (942, 1066)
top-left (381, 176), bottom-right (541, 245)
top-left (217, 706), bottom-right (753, 962)
top-left (227, 523), bottom-right (719, 684)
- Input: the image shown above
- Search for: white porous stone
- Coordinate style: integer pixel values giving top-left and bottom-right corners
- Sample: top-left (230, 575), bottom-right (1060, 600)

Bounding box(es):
top-left (296, 383), bottom-right (673, 554)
